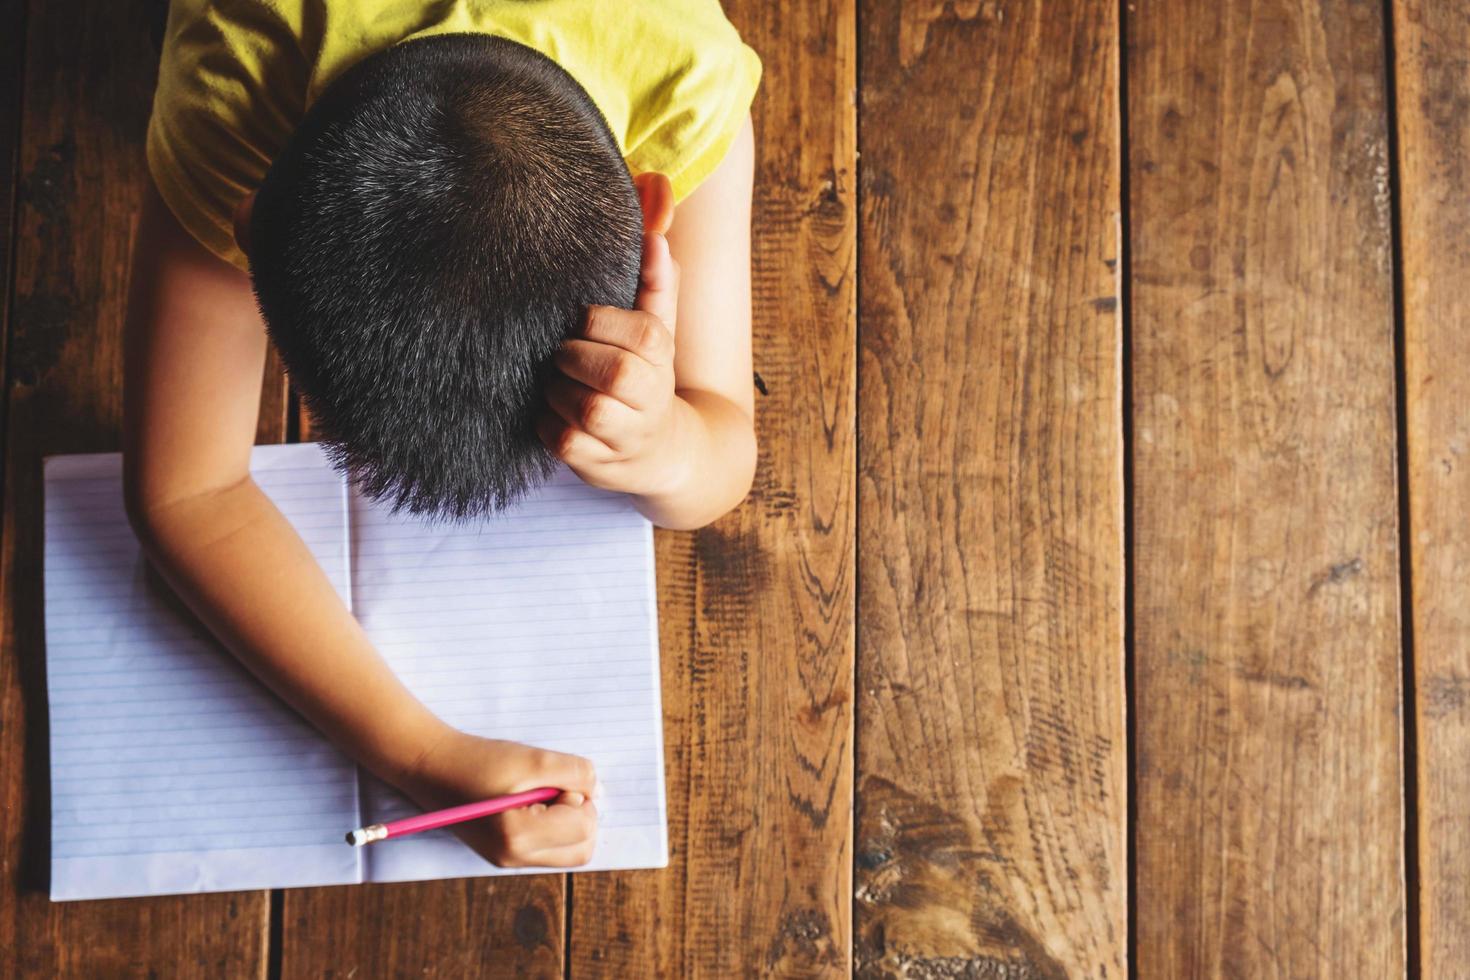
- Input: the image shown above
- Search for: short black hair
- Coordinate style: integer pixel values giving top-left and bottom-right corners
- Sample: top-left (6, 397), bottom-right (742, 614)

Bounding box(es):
top-left (250, 33), bottom-right (644, 518)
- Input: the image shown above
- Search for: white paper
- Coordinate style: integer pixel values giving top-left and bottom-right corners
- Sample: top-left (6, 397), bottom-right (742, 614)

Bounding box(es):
top-left (45, 446), bottom-right (667, 899)
top-left (351, 465), bottom-right (668, 882)
top-left (44, 443), bottom-right (360, 900)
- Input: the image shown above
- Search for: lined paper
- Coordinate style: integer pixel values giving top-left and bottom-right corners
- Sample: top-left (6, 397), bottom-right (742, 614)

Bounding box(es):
top-left (44, 446), bottom-right (667, 899)
top-left (351, 465), bottom-right (668, 882)
top-left (45, 443), bottom-right (360, 899)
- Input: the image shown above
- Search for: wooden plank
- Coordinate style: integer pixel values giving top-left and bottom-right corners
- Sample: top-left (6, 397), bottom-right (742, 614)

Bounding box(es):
top-left (281, 391), bottom-right (566, 977)
top-left (1129, 0), bottom-right (1406, 973)
top-left (280, 878), bottom-right (564, 977)
top-left (0, 0), bottom-right (23, 380)
top-left (854, 1), bottom-right (1125, 975)
top-left (568, 0), bottom-right (857, 975)
top-left (0, 0), bottom-right (269, 974)
top-left (1393, 0), bottom-right (1470, 971)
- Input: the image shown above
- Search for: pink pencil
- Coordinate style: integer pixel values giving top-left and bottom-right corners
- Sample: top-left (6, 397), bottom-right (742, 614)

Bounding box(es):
top-left (345, 787), bottom-right (562, 846)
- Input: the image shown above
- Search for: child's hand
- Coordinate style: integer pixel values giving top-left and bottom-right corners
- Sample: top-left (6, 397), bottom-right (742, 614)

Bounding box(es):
top-left (396, 727), bottom-right (600, 868)
top-left (538, 230), bottom-right (688, 496)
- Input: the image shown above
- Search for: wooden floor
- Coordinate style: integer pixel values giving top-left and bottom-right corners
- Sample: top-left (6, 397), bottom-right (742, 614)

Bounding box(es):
top-left (1, 0), bottom-right (1466, 975)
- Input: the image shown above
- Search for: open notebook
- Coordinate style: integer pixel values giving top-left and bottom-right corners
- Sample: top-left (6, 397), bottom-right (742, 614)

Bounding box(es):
top-left (43, 442), bottom-right (667, 901)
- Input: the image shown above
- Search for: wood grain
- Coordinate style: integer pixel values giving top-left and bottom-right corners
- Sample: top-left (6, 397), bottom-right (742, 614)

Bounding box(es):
top-left (0, 0), bottom-right (24, 359)
top-left (280, 878), bottom-right (564, 978)
top-left (7, 0), bottom-right (1443, 971)
top-left (855, 2), bottom-right (1126, 976)
top-left (1393, 0), bottom-right (1470, 971)
top-left (0, 1), bottom-right (268, 975)
top-left (1129, 0), bottom-right (1406, 973)
top-left (569, 0), bottom-right (857, 975)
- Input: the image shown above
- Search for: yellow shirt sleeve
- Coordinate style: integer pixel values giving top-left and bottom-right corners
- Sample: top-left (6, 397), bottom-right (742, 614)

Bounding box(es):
top-left (619, 6), bottom-right (763, 201)
top-left (146, 0), bottom-right (311, 271)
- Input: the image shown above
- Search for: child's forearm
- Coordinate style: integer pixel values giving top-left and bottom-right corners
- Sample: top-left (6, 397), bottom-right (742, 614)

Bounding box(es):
top-left (127, 476), bottom-right (451, 784)
top-left (632, 390), bottom-right (756, 530)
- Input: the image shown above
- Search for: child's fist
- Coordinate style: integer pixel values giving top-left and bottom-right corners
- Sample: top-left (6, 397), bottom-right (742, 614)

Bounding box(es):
top-left (397, 728), bottom-right (600, 869)
top-left (538, 231), bottom-right (686, 496)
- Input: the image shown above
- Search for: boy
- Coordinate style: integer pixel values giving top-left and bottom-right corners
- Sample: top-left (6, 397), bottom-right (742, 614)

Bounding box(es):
top-left (123, 3), bottom-right (760, 870)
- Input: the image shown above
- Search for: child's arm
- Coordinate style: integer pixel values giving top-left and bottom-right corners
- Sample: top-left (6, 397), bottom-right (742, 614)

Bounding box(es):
top-left (540, 117), bottom-right (758, 529)
top-left (123, 185), bottom-right (598, 867)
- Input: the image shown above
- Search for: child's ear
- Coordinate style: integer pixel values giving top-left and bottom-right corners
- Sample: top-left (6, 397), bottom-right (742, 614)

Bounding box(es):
top-left (232, 191), bottom-right (256, 259)
top-left (632, 172), bottom-right (674, 235)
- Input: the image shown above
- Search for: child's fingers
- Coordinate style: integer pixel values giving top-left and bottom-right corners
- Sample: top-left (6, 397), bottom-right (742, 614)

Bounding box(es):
top-left (527, 746), bottom-right (599, 797)
top-left (522, 838), bottom-right (599, 868)
top-left (576, 310), bottom-right (674, 369)
top-left (500, 800), bottom-right (598, 852)
top-left (536, 412), bottom-right (618, 465)
top-left (633, 232), bottom-right (679, 336)
top-left (554, 341), bottom-right (662, 407)
top-left (521, 800), bottom-right (600, 867)
top-left (543, 376), bottom-right (639, 451)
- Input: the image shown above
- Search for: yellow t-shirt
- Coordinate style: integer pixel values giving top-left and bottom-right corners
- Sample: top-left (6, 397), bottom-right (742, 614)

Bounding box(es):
top-left (148, 0), bottom-right (762, 271)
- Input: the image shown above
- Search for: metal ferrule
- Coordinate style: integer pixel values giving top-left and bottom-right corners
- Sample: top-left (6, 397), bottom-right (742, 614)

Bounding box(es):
top-left (346, 823), bottom-right (389, 847)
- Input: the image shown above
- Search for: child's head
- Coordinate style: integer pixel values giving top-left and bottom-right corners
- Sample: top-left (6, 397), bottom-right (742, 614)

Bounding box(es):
top-left (245, 34), bottom-right (645, 518)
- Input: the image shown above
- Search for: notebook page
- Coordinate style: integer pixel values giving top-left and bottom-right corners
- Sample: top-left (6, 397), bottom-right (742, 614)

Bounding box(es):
top-left (351, 465), bottom-right (667, 882)
top-left (45, 443), bottom-right (361, 900)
